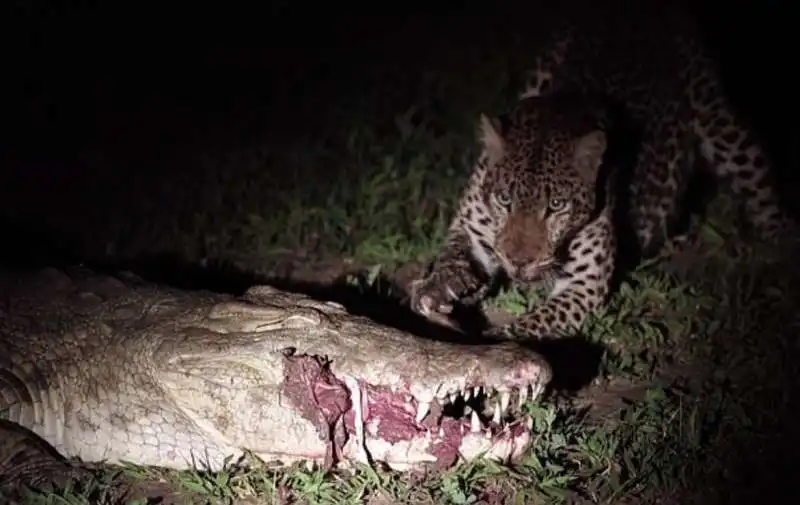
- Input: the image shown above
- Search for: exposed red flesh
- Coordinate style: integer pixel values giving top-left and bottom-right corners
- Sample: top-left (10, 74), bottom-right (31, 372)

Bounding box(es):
top-left (281, 353), bottom-right (351, 467)
top-left (281, 353), bottom-right (530, 469)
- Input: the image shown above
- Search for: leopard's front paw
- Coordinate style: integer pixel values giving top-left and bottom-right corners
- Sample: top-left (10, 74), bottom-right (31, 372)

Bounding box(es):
top-left (408, 275), bottom-right (463, 317)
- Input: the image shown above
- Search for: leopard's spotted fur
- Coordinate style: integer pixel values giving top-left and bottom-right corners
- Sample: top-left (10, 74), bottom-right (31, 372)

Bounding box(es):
top-left (410, 1), bottom-right (796, 341)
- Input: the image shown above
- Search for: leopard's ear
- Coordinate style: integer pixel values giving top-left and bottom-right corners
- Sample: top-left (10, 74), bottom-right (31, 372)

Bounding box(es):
top-left (479, 113), bottom-right (505, 163)
top-left (574, 129), bottom-right (607, 183)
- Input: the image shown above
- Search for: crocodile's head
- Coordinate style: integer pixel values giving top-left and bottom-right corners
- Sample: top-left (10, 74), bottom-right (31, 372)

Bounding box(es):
top-left (166, 285), bottom-right (553, 472)
top-left (2, 269), bottom-right (553, 476)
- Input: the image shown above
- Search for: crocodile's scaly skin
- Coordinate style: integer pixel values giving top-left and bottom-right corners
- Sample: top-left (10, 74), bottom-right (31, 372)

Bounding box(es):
top-left (0, 267), bottom-right (552, 496)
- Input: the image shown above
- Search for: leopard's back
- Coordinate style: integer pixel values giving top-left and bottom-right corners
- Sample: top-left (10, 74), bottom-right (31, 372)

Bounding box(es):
top-left (523, 0), bottom-right (791, 252)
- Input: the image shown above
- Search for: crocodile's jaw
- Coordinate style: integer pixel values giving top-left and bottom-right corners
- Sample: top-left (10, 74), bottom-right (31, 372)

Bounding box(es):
top-left (341, 420), bottom-right (533, 472)
top-left (156, 352), bottom-right (544, 472)
top-left (2, 272), bottom-right (551, 474)
top-left (11, 324), bottom-right (548, 473)
top-left (340, 402), bottom-right (535, 471)
top-left (280, 353), bottom-right (542, 471)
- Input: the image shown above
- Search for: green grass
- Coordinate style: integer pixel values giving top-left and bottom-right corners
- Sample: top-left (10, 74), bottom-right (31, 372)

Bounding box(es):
top-left (8, 19), bottom-right (799, 505)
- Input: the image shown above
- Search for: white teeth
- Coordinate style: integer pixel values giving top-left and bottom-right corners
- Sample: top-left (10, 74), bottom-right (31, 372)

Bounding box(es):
top-left (415, 401), bottom-right (431, 423)
top-left (342, 375), bottom-right (370, 465)
top-left (531, 381), bottom-right (545, 400)
top-left (518, 385), bottom-right (529, 408)
top-left (470, 411), bottom-right (482, 433)
top-left (500, 391), bottom-right (510, 413)
top-left (413, 387), bottom-right (435, 403)
top-left (412, 383), bottom-right (539, 433)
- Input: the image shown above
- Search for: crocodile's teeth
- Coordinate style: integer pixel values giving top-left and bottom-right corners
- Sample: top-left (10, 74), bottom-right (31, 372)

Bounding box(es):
top-left (531, 380), bottom-right (545, 400)
top-left (343, 375), bottom-right (370, 465)
top-left (464, 405), bottom-right (473, 415)
top-left (500, 391), bottom-right (510, 413)
top-left (463, 388), bottom-right (472, 401)
top-left (449, 392), bottom-right (458, 404)
top-left (525, 416), bottom-right (534, 430)
top-left (414, 388), bottom-right (435, 403)
top-left (518, 385), bottom-right (529, 408)
top-left (470, 411), bottom-right (482, 433)
top-left (538, 381), bottom-right (547, 397)
top-left (415, 401), bottom-right (431, 423)
top-left (476, 386), bottom-right (483, 396)
top-left (492, 402), bottom-right (502, 424)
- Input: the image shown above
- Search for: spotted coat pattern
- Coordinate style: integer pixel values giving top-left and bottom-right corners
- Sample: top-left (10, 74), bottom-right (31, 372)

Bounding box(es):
top-left (409, 2), bottom-right (795, 341)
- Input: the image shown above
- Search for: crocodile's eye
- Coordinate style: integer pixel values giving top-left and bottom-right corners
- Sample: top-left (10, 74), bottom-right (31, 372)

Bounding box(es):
top-left (548, 198), bottom-right (567, 212)
top-left (495, 191), bottom-right (512, 207)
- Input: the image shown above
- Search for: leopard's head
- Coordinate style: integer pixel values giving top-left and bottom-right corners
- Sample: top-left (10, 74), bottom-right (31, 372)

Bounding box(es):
top-left (479, 95), bottom-right (609, 282)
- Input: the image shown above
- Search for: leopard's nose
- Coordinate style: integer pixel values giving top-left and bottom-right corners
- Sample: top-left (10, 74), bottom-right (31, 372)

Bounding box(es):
top-left (511, 257), bottom-right (534, 270)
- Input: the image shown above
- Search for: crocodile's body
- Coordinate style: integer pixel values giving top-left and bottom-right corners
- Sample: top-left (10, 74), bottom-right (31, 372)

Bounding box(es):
top-left (0, 267), bottom-right (551, 495)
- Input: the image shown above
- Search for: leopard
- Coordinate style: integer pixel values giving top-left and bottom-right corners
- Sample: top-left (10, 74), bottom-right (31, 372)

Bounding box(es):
top-left (408, 0), bottom-right (797, 341)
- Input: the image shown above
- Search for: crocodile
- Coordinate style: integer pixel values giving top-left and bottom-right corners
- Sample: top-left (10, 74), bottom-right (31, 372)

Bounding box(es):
top-left (0, 266), bottom-right (552, 496)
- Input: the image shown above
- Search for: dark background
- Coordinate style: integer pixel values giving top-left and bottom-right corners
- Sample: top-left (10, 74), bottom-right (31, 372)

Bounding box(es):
top-left (5, 0), bottom-right (796, 193)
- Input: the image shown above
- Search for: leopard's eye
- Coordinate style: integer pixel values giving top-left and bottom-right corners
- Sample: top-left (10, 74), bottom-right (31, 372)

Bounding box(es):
top-left (548, 198), bottom-right (567, 212)
top-left (495, 191), bottom-right (512, 207)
